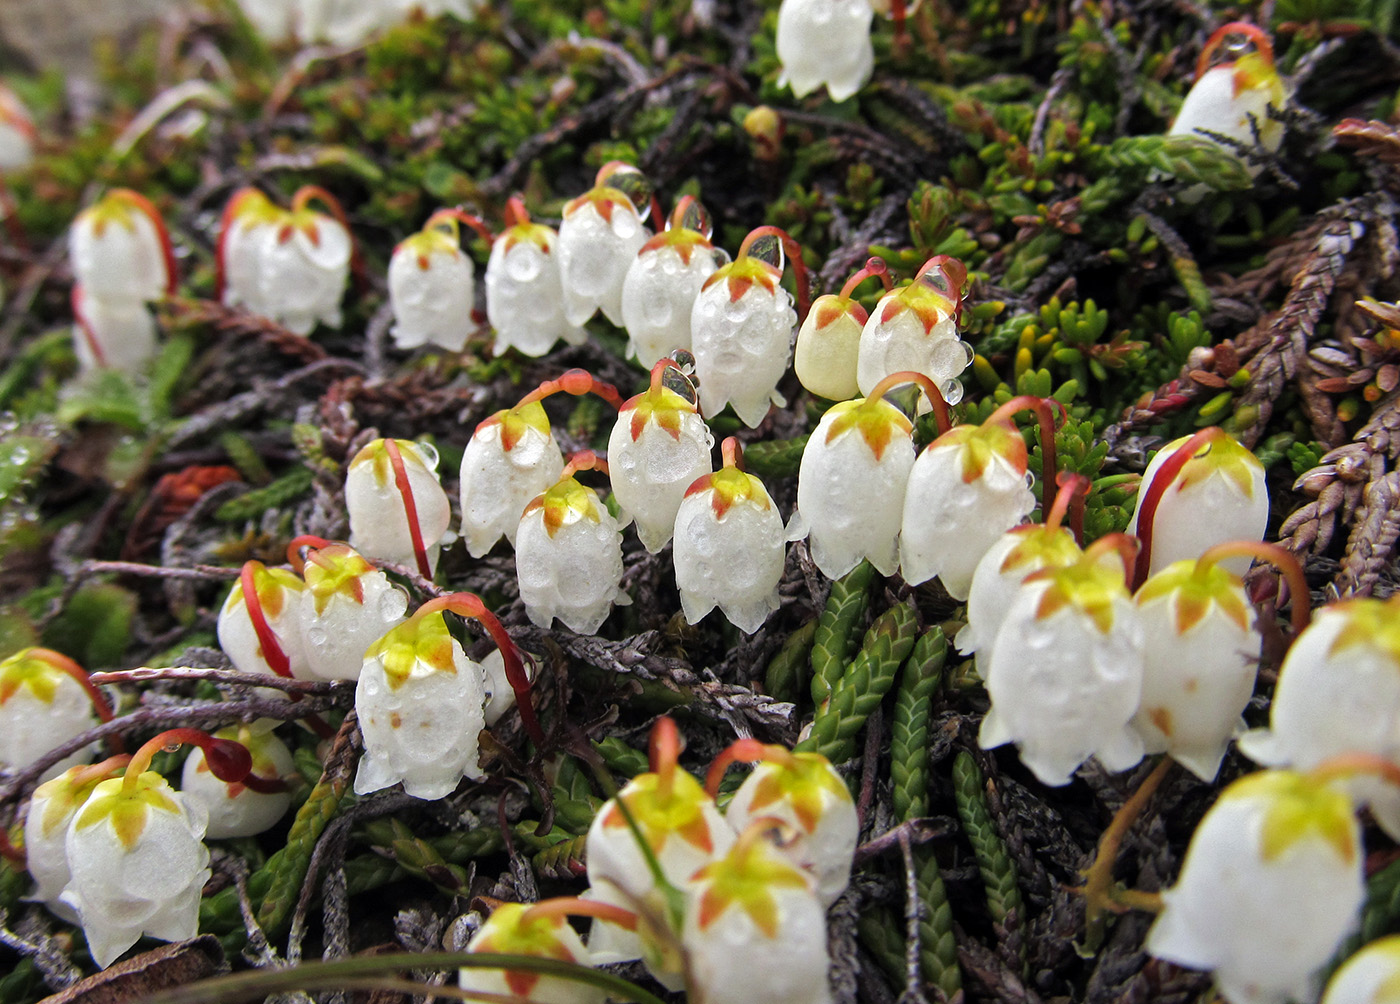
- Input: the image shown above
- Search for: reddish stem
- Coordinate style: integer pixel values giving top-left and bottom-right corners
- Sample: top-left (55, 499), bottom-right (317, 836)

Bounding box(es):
top-left (301, 712), bottom-right (338, 740)
top-left (838, 256), bottom-right (893, 300)
top-left (291, 184), bottom-right (362, 281)
top-left (503, 196), bottom-right (531, 228)
top-left (71, 286), bottom-right (108, 368)
top-left (27, 648), bottom-right (118, 742)
top-left (521, 896), bottom-right (639, 930)
top-left (0, 830), bottom-right (24, 867)
top-left (418, 592), bottom-right (543, 746)
top-left (111, 188), bottom-right (178, 297)
top-left (70, 754), bottom-right (133, 788)
top-left (286, 534), bottom-right (334, 574)
top-left (123, 728), bottom-right (251, 794)
top-left (560, 450), bottom-right (609, 481)
top-left (1084, 532), bottom-right (1141, 580)
top-left (382, 439), bottom-right (433, 580)
top-left (916, 255), bottom-right (969, 323)
top-left (1045, 472), bottom-right (1090, 536)
top-left (649, 717), bottom-right (680, 800)
top-left (1197, 22), bottom-right (1275, 81)
top-left (594, 160), bottom-right (637, 188)
top-left (987, 395), bottom-right (1060, 519)
top-left (705, 738), bottom-right (766, 797)
top-left (1311, 752), bottom-right (1400, 790)
top-left (425, 207), bottom-right (496, 248)
top-left (515, 368), bottom-right (624, 410)
top-left (669, 195), bottom-right (698, 232)
top-left (239, 561), bottom-right (292, 678)
top-left (1195, 540), bottom-right (1311, 638)
top-left (720, 436), bottom-right (743, 471)
top-left (737, 224), bottom-right (813, 323)
top-left (865, 369), bottom-right (953, 436)
top-left (1131, 428), bottom-right (1226, 590)
top-left (0, 175), bottom-right (27, 251)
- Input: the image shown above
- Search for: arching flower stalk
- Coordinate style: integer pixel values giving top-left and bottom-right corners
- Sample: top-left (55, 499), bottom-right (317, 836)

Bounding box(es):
top-left (460, 368), bottom-right (623, 557)
top-left (388, 207), bottom-right (494, 352)
top-left (857, 255), bottom-right (971, 406)
top-left (608, 359), bottom-right (714, 553)
top-left (979, 533), bottom-right (1146, 786)
top-left (789, 370), bottom-right (951, 579)
top-left (180, 725), bottom-right (294, 839)
top-left (707, 740), bottom-right (856, 907)
top-left (0, 647), bottom-right (116, 778)
top-left (216, 185), bottom-right (354, 335)
top-left (621, 196), bottom-right (726, 368)
top-left (218, 560), bottom-right (313, 684)
top-left (516, 451), bottom-right (629, 635)
top-left (794, 256), bottom-right (892, 402)
top-left (24, 755), bottom-right (130, 921)
top-left (956, 472), bottom-right (1090, 664)
top-left (557, 161), bottom-right (653, 327)
top-left (900, 394), bottom-right (1058, 598)
top-left (775, 0), bottom-right (875, 103)
top-left (460, 897), bottom-right (638, 1004)
top-left (691, 225), bottom-right (811, 428)
top-left (69, 188), bottom-right (177, 303)
top-left (345, 437), bottom-right (452, 578)
top-left (1126, 426), bottom-right (1268, 587)
top-left (286, 535), bottom-right (409, 682)
top-left (354, 590), bottom-right (536, 800)
top-left (62, 729), bottom-right (253, 967)
top-left (485, 196), bottom-right (587, 356)
top-left (674, 437), bottom-right (785, 634)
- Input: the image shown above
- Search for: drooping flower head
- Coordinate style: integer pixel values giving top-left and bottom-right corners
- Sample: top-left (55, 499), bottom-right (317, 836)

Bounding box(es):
top-left (621, 196), bottom-right (726, 368)
top-left (460, 369), bottom-right (622, 557)
top-left (1169, 23), bottom-right (1287, 174)
top-left (857, 255), bottom-right (971, 406)
top-left (675, 437), bottom-right (784, 634)
top-left (485, 197), bottom-right (587, 356)
top-left (775, 0), bottom-right (875, 103)
top-left (558, 161), bottom-right (652, 327)
top-left (287, 535), bottom-right (409, 682)
top-left (69, 188), bottom-right (176, 303)
top-left (345, 437), bottom-right (452, 578)
top-left (24, 755), bottom-right (129, 920)
top-left (795, 257), bottom-right (892, 402)
top-left (608, 359), bottom-right (713, 553)
top-left (459, 900), bottom-right (614, 1004)
top-left (388, 208), bottom-right (493, 352)
top-left (691, 226), bottom-right (810, 428)
top-left (218, 560), bottom-right (312, 683)
top-left (0, 647), bottom-right (112, 779)
top-left (180, 724), bottom-right (294, 839)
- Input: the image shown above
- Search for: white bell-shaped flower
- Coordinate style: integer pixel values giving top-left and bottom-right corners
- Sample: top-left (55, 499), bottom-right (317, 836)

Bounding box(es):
top-left (345, 437), bottom-right (451, 578)
top-left (714, 741), bottom-right (857, 908)
top-left (0, 647), bottom-right (104, 780)
top-left (1126, 426), bottom-right (1267, 581)
top-left (71, 286), bottom-right (158, 374)
top-left (674, 438), bottom-right (784, 634)
top-left (620, 197), bottom-right (724, 367)
top-left (900, 402), bottom-right (1043, 599)
top-left (1168, 23), bottom-right (1287, 175)
top-left (1239, 595), bottom-right (1400, 840)
top-left (979, 538), bottom-right (1145, 786)
top-left (485, 198), bottom-right (587, 356)
top-left (857, 256), bottom-right (971, 406)
top-left (389, 209), bottom-right (489, 352)
top-left (460, 369), bottom-right (622, 556)
top-left (516, 453), bottom-right (628, 634)
top-left (181, 726), bottom-right (294, 839)
top-left (1147, 768), bottom-right (1364, 1004)
top-left (1132, 557), bottom-right (1261, 782)
top-left (608, 361), bottom-right (713, 553)
top-left (776, 0), bottom-right (874, 103)
top-left (795, 260), bottom-right (890, 401)
top-left (691, 226), bottom-right (806, 428)
top-left (790, 372), bottom-right (936, 578)
top-left (218, 187), bottom-right (281, 318)
top-left (682, 822), bottom-right (834, 1004)
top-left (24, 758), bottom-right (127, 921)
top-left (298, 0), bottom-right (396, 47)
top-left (70, 188), bottom-right (175, 303)
top-left (558, 163), bottom-right (651, 327)
top-left (459, 901), bottom-right (607, 1004)
top-left (1321, 934), bottom-right (1400, 1004)
top-left (0, 83), bottom-right (35, 171)
top-left (292, 538), bottom-right (409, 681)
top-left (60, 730), bottom-right (237, 969)
top-left (218, 560), bottom-right (313, 683)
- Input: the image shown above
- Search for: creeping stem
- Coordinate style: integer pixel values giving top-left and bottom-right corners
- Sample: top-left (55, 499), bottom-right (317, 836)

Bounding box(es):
top-left (1195, 540), bottom-right (1311, 638)
top-left (1131, 428), bottom-right (1226, 589)
top-left (865, 369), bottom-right (954, 436)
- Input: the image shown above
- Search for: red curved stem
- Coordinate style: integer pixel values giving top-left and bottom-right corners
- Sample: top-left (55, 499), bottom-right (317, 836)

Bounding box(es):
top-left (112, 188), bottom-right (178, 297)
top-left (838, 256), bottom-right (893, 300)
top-left (239, 562), bottom-right (291, 678)
top-left (503, 196), bottom-right (531, 228)
top-left (515, 368), bottom-right (624, 411)
top-left (649, 717), bottom-right (680, 799)
top-left (286, 534), bottom-right (333, 574)
top-left (1198, 22), bottom-right (1274, 81)
top-left (987, 395), bottom-right (1060, 518)
top-left (704, 738), bottom-right (766, 797)
top-left (426, 207), bottom-right (496, 248)
top-left (1131, 428), bottom-right (1226, 590)
top-left (1196, 540), bottom-right (1311, 638)
top-left (865, 369), bottom-right (953, 436)
top-left (382, 439), bottom-right (432, 579)
top-left (1045, 472), bottom-right (1090, 536)
top-left (738, 225), bottom-right (813, 323)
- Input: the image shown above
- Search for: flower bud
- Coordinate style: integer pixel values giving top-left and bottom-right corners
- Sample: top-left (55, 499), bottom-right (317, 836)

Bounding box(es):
top-left (1147, 769), bottom-right (1363, 1004)
top-left (682, 828), bottom-right (834, 1004)
top-left (1126, 430), bottom-right (1267, 580)
top-left (979, 546), bottom-right (1144, 786)
top-left (485, 220), bottom-right (587, 356)
top-left (900, 420), bottom-right (1035, 598)
top-left (516, 474), bottom-right (628, 634)
top-left (71, 286), bottom-right (158, 374)
top-left (620, 223), bottom-right (724, 368)
top-left (857, 258), bottom-right (971, 405)
top-left (558, 176), bottom-right (650, 327)
top-left (218, 562), bottom-right (312, 683)
top-left (1321, 934), bottom-right (1400, 1004)
top-left (775, 0), bottom-right (874, 103)
top-left (62, 771), bottom-right (210, 968)
top-left (608, 370), bottom-right (713, 553)
top-left (691, 255), bottom-right (796, 428)
top-left (675, 461), bottom-right (785, 634)
top-left (388, 218), bottom-right (476, 352)
top-left (459, 901), bottom-right (606, 1004)
top-left (181, 726), bottom-right (294, 838)
top-left (0, 648), bottom-right (99, 779)
top-left (345, 438), bottom-right (452, 577)
top-left (70, 189), bottom-right (174, 303)
top-left (298, 542), bottom-right (409, 681)
top-left (0, 83), bottom-right (36, 171)
top-left (794, 294), bottom-right (865, 401)
top-left (354, 611), bottom-right (489, 800)
top-left (1239, 597), bottom-right (1400, 840)
top-left (1132, 560), bottom-right (1260, 782)
top-left (460, 402), bottom-right (565, 556)
top-left (790, 393), bottom-right (916, 578)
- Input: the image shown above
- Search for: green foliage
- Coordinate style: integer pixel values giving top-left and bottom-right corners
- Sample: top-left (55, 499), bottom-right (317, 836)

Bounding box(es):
top-left (891, 628), bottom-right (948, 822)
top-left (214, 468), bottom-right (313, 523)
top-left (810, 560), bottom-right (877, 709)
top-left (40, 582), bottom-right (137, 669)
top-left (1096, 134), bottom-right (1254, 192)
top-left (952, 752), bottom-right (1025, 955)
top-left (764, 618), bottom-right (817, 702)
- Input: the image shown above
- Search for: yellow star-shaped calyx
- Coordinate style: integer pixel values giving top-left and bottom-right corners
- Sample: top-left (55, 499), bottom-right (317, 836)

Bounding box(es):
top-left (702, 256), bottom-right (780, 304)
top-left (0, 648), bottom-right (66, 706)
top-left (601, 770), bottom-right (717, 857)
top-left (686, 466), bottom-right (770, 521)
top-left (694, 835), bottom-right (810, 938)
top-left (470, 902), bottom-right (577, 999)
top-left (744, 754), bottom-right (851, 833)
top-left (1224, 769), bottom-right (1356, 866)
top-left (521, 477), bottom-right (600, 538)
top-left (365, 611), bottom-right (457, 688)
top-left (824, 397), bottom-right (913, 463)
top-left (1326, 596), bottom-right (1400, 669)
top-left (74, 774), bottom-right (182, 850)
top-left (1029, 557), bottom-right (1129, 635)
top-left (624, 385), bottom-right (695, 443)
top-left (303, 544), bottom-right (372, 616)
top-left (1135, 559), bottom-right (1251, 635)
